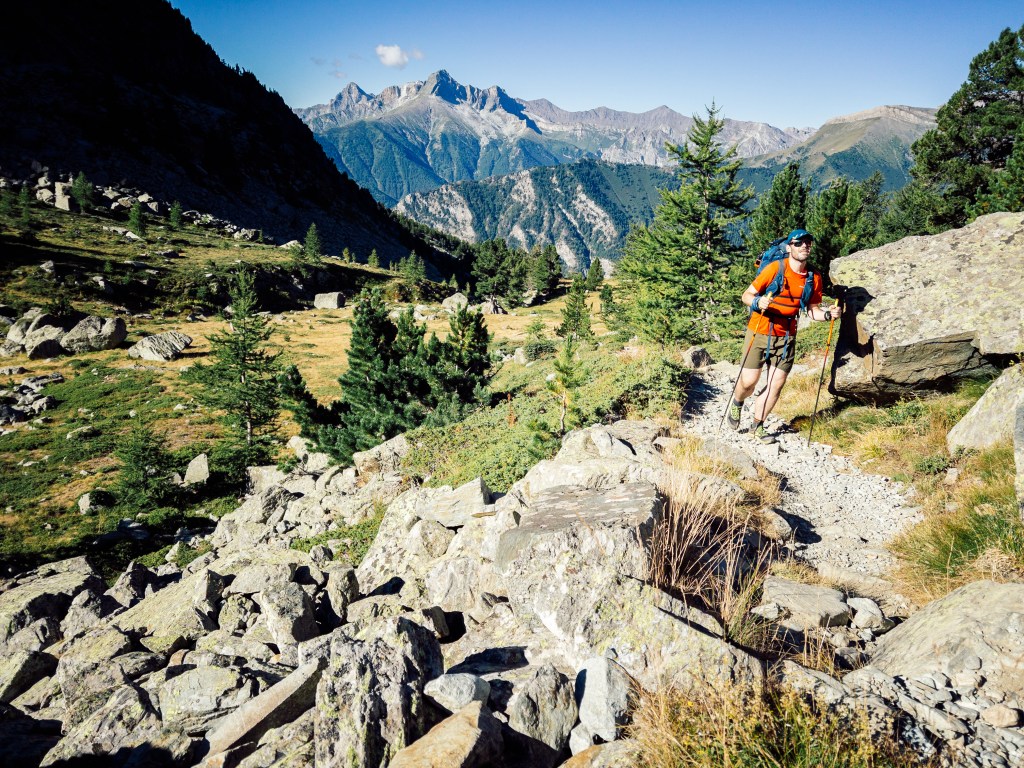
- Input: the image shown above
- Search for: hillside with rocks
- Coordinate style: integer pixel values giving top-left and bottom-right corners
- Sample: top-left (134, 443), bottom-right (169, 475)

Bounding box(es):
top-left (0, 0), bottom-right (452, 264)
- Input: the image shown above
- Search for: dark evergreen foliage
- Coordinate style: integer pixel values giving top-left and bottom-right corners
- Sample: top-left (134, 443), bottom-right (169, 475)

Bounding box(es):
top-left (585, 258), bottom-right (605, 291)
top-left (745, 163), bottom-right (809, 260)
top-left (303, 222), bottom-right (323, 263)
top-left (70, 172), bottom-right (95, 211)
top-left (556, 274), bottom-right (593, 341)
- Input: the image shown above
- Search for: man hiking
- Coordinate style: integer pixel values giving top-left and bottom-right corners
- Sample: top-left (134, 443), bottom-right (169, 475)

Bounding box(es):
top-left (727, 228), bottom-right (841, 443)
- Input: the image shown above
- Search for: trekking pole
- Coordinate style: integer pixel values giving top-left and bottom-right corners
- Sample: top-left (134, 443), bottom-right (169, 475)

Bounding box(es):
top-left (806, 312), bottom-right (837, 446)
top-left (718, 293), bottom-right (772, 433)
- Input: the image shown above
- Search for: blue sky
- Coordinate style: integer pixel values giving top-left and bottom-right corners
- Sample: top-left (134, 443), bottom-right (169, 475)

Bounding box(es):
top-left (171, 0), bottom-right (1021, 128)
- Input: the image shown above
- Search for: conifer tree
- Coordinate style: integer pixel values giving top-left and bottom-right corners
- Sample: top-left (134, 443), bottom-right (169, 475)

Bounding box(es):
top-left (550, 336), bottom-right (586, 435)
top-left (585, 258), bottom-right (605, 291)
top-left (432, 304), bottom-right (491, 405)
top-left (556, 274), bottom-right (593, 341)
top-left (128, 201), bottom-right (146, 238)
top-left (367, 249), bottom-right (380, 268)
top-left (0, 187), bottom-right (13, 218)
top-left (616, 103), bottom-right (753, 343)
top-left (807, 172), bottom-right (886, 281)
top-left (745, 162), bottom-right (809, 259)
top-left (169, 200), bottom-right (184, 229)
top-left (70, 172), bottom-right (95, 211)
top-left (303, 223), bottom-right (323, 264)
top-left (528, 244), bottom-right (562, 296)
top-left (114, 421), bottom-right (178, 509)
top-left (911, 24), bottom-right (1024, 229)
top-left (183, 268), bottom-right (281, 475)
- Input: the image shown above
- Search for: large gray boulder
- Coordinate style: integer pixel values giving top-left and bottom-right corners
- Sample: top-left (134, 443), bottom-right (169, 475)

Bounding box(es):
top-left (24, 325), bottom-right (66, 359)
top-left (388, 701), bottom-right (503, 768)
top-left (61, 315), bottom-right (128, 353)
top-left (830, 212), bottom-right (1024, 401)
top-left (759, 576), bottom-right (851, 630)
top-left (127, 330), bottom-right (192, 361)
top-left (313, 292), bottom-right (345, 309)
top-left (868, 580), bottom-right (1024, 695)
top-left (506, 664), bottom-right (577, 766)
top-left (314, 616), bottom-right (442, 767)
top-left (0, 557), bottom-right (104, 644)
top-left (947, 365), bottom-right (1024, 453)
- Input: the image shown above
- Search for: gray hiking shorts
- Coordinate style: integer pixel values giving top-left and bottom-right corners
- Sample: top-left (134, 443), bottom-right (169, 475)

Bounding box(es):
top-left (739, 330), bottom-right (796, 373)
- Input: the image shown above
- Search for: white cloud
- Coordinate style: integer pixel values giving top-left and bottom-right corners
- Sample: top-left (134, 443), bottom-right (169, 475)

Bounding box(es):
top-left (375, 44), bottom-right (412, 68)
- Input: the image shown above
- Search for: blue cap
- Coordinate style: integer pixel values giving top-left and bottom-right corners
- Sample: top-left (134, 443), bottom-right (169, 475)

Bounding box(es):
top-left (787, 228), bottom-right (814, 243)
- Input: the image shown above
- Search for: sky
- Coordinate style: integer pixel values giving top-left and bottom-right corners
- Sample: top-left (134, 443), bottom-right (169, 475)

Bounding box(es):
top-left (170, 0), bottom-right (1021, 128)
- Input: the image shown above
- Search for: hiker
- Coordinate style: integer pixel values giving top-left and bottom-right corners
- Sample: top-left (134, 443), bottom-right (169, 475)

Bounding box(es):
top-left (727, 228), bottom-right (841, 443)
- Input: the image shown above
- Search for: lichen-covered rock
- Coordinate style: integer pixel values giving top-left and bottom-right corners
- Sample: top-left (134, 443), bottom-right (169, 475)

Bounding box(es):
top-left (506, 663), bottom-right (577, 766)
top-left (388, 701), bottom-right (503, 768)
top-left (0, 649), bottom-right (57, 703)
top-left (576, 657), bottom-right (630, 743)
top-left (314, 616), bottom-right (442, 767)
top-left (158, 665), bottom-right (256, 733)
top-left (352, 433), bottom-right (410, 477)
top-left (127, 330), bottom-right (193, 361)
top-left (830, 212), bottom-right (1024, 400)
top-left (947, 365), bottom-right (1024, 453)
top-left (424, 673), bottom-right (491, 713)
top-left (760, 576), bottom-right (851, 630)
top-left (0, 556), bottom-right (104, 644)
top-left (61, 315), bottom-right (127, 353)
top-left (112, 567), bottom-right (224, 652)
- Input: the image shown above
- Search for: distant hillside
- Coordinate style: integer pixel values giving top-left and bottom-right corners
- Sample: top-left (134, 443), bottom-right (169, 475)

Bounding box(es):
top-left (743, 105), bottom-right (936, 194)
top-left (396, 160), bottom-right (674, 270)
top-left (398, 106), bottom-right (936, 269)
top-left (297, 70), bottom-right (808, 206)
top-left (0, 0), bottom-right (455, 267)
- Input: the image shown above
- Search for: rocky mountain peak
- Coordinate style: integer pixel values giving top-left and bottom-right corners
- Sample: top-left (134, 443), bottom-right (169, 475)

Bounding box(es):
top-left (822, 104), bottom-right (937, 127)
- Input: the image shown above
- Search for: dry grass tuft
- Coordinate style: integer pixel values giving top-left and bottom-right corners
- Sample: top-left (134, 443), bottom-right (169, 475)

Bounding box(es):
top-left (630, 679), bottom-right (926, 768)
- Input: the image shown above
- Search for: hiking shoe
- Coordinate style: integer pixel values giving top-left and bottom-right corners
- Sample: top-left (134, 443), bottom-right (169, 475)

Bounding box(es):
top-left (726, 401), bottom-right (741, 430)
top-left (753, 423), bottom-right (776, 444)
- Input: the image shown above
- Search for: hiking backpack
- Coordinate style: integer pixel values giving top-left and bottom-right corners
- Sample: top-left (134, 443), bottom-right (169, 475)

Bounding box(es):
top-left (753, 237), bottom-right (815, 315)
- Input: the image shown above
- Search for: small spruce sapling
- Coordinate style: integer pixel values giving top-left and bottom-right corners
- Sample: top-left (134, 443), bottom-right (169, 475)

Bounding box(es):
top-left (367, 249), bottom-right (380, 268)
top-left (169, 200), bottom-right (184, 229)
top-left (555, 274), bottom-right (593, 341)
top-left (70, 172), bottom-right (95, 211)
top-left (303, 222), bottom-right (323, 264)
top-left (128, 201), bottom-right (147, 238)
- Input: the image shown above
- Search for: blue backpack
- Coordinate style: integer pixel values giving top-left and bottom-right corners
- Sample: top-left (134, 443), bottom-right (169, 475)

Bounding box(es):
top-left (753, 237), bottom-right (815, 316)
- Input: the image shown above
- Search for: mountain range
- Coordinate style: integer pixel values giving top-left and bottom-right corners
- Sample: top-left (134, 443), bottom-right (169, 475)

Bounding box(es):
top-left (0, 0), bottom-right (450, 267)
top-left (296, 70), bottom-right (813, 207)
top-left (396, 104), bottom-right (936, 269)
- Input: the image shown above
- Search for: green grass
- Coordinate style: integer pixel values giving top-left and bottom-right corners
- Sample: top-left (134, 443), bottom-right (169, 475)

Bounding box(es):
top-left (404, 341), bottom-right (689, 492)
top-left (290, 508), bottom-right (385, 566)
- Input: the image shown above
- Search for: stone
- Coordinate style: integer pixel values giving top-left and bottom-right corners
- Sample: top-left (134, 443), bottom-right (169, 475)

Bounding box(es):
top-left (507, 664), bottom-right (577, 765)
top-left (577, 657), bottom-right (631, 743)
top-left (682, 345), bottom-right (714, 368)
top-left (226, 562), bottom-right (296, 596)
top-left (759, 508), bottom-right (795, 542)
top-left (78, 488), bottom-right (113, 515)
top-left (475, 298), bottom-right (505, 315)
top-left (247, 464), bottom-right (288, 494)
top-left (254, 582), bottom-right (318, 648)
top-left (159, 665), bottom-right (256, 732)
top-left (184, 452), bottom-right (210, 485)
top-left (0, 650), bottom-right (57, 703)
top-left (569, 723), bottom-right (594, 756)
top-left (112, 567), bottom-right (224, 651)
top-left (314, 616), bottom-right (443, 768)
top-left (127, 330), bottom-right (193, 361)
top-left (847, 596), bottom-right (893, 631)
top-left (106, 560), bottom-right (151, 608)
top-left (313, 292), bottom-right (345, 309)
top-left (388, 701), bottom-right (503, 768)
top-left (61, 315), bottom-right (128, 353)
top-left (0, 557), bottom-right (103, 644)
top-left (24, 326), bottom-right (66, 359)
top-left (948, 365), bottom-right (1024, 453)
top-left (424, 673), bottom-right (491, 713)
top-left (869, 581), bottom-right (1024, 695)
top-left (352, 433), bottom-right (410, 476)
top-left (201, 662), bottom-right (322, 759)
top-left (413, 477), bottom-right (492, 528)
top-left (980, 703), bottom-right (1022, 728)
top-left (761, 576), bottom-right (851, 630)
top-left (559, 740), bottom-right (639, 767)
top-left (442, 293), bottom-right (469, 313)
top-left (830, 212), bottom-right (1024, 400)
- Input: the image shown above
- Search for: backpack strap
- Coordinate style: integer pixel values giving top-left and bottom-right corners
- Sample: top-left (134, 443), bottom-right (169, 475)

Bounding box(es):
top-left (798, 270), bottom-right (816, 314)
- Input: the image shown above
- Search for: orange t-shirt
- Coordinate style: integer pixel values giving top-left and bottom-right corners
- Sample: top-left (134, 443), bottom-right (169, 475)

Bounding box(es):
top-left (746, 259), bottom-right (822, 336)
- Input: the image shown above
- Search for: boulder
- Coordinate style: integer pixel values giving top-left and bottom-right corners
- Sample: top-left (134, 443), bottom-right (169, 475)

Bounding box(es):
top-left (61, 316), bottom-right (128, 353)
top-left (158, 665), bottom-right (256, 732)
top-left (314, 616), bottom-right (443, 767)
top-left (112, 567), bottom-right (224, 652)
top-left (947, 365), bottom-right (1024, 453)
top-left (183, 452), bottom-right (210, 486)
top-left (314, 292), bottom-right (345, 309)
top-left (682, 345), bottom-right (714, 369)
top-left (127, 330), bottom-right (193, 361)
top-left (441, 293), bottom-right (469, 313)
top-left (253, 582), bottom-right (318, 647)
top-left (506, 664), bottom-right (577, 765)
top-left (868, 580), bottom-right (1024, 695)
top-left (576, 657), bottom-right (631, 743)
top-left (760, 576), bottom-right (851, 630)
top-left (0, 650), bottom-right (57, 703)
top-left (6, 309), bottom-right (50, 345)
top-left (352, 433), bottom-right (410, 476)
top-left (424, 673), bottom-right (491, 713)
top-left (475, 298), bottom-right (505, 315)
top-left (24, 326), bottom-right (66, 359)
top-left (830, 212), bottom-right (1024, 401)
top-left (0, 557), bottom-right (104, 644)
top-left (388, 701), bottom-right (503, 768)
top-left (559, 740), bottom-right (639, 767)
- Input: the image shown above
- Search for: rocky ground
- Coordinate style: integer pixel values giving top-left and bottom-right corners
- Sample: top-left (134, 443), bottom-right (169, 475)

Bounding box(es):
top-left (682, 363), bottom-right (922, 582)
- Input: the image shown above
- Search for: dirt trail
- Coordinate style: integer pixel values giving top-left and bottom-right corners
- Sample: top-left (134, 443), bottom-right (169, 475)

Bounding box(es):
top-left (681, 363), bottom-right (921, 585)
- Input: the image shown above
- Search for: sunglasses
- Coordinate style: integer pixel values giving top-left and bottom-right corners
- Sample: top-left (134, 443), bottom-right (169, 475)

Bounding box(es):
top-left (791, 239), bottom-right (813, 247)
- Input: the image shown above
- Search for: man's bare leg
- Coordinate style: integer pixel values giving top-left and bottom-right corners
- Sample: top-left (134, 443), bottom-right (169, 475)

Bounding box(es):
top-left (753, 366), bottom-right (789, 422)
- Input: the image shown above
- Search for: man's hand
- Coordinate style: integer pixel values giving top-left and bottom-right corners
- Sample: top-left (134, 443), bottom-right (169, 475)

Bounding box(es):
top-left (753, 296), bottom-right (771, 312)
top-left (824, 305), bottom-right (842, 321)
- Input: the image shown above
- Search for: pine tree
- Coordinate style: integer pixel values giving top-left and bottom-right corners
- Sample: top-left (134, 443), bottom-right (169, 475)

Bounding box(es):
top-left (70, 172), bottom-right (95, 211)
top-left (128, 201), bottom-right (146, 238)
top-left (745, 162), bottom-right (809, 259)
top-left (432, 304), bottom-right (491, 405)
top-left (911, 24), bottom-right (1024, 229)
top-left (0, 187), bottom-right (13, 218)
top-left (616, 103), bottom-right (753, 343)
top-left (585, 258), bottom-right (605, 291)
top-left (471, 239), bottom-right (514, 299)
top-left (807, 172), bottom-right (887, 281)
top-left (367, 249), bottom-right (380, 268)
top-left (114, 421), bottom-right (178, 510)
top-left (556, 274), bottom-right (593, 341)
top-left (183, 268), bottom-right (282, 476)
top-left (303, 223), bottom-right (323, 264)
top-left (974, 122), bottom-right (1024, 216)
top-left (528, 244), bottom-right (562, 296)
top-left (169, 200), bottom-right (184, 229)
top-left (549, 336), bottom-right (586, 435)
top-left (342, 247), bottom-right (353, 263)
